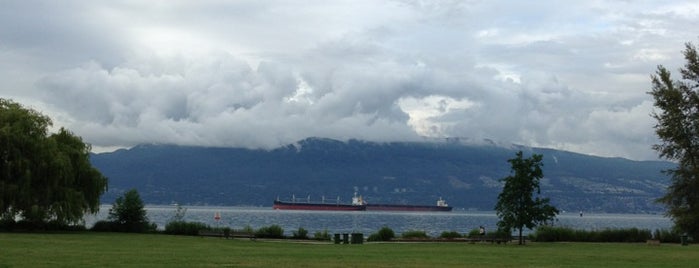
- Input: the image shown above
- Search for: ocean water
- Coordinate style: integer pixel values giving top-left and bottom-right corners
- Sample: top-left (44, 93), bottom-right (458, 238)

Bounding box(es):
top-left (84, 205), bottom-right (672, 237)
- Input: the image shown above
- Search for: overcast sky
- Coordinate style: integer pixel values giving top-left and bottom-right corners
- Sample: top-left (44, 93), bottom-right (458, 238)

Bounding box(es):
top-left (2, 1), bottom-right (698, 160)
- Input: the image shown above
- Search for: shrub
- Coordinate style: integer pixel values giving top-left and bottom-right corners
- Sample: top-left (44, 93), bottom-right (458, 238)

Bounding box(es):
top-left (440, 231), bottom-right (463, 239)
top-left (240, 225), bottom-right (255, 234)
top-left (46, 220), bottom-right (86, 231)
top-left (654, 228), bottom-right (682, 243)
top-left (489, 229), bottom-right (512, 239)
top-left (90, 220), bottom-right (156, 233)
top-left (292, 227), bottom-right (309, 239)
top-left (368, 226), bottom-right (395, 241)
top-left (401, 230), bottom-right (429, 239)
top-left (148, 222), bottom-right (158, 232)
top-left (532, 226), bottom-right (575, 242)
top-left (313, 229), bottom-right (331, 241)
top-left (593, 228), bottom-right (651, 242)
top-left (164, 221), bottom-right (211, 236)
top-left (532, 226), bottom-right (652, 242)
top-left (0, 219), bottom-right (86, 232)
top-left (255, 225), bottom-right (285, 238)
top-left (0, 218), bottom-right (14, 231)
top-left (467, 228), bottom-right (482, 238)
top-left (91, 220), bottom-right (118, 232)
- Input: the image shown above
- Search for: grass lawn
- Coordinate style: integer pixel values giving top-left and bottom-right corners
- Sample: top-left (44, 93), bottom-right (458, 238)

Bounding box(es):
top-left (1, 232), bottom-right (698, 267)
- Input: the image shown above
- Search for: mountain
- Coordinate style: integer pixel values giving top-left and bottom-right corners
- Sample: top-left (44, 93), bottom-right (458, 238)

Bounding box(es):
top-left (90, 137), bottom-right (675, 213)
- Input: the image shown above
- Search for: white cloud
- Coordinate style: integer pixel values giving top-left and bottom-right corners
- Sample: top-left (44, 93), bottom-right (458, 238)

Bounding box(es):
top-left (2, 0), bottom-right (698, 160)
top-left (398, 95), bottom-right (477, 137)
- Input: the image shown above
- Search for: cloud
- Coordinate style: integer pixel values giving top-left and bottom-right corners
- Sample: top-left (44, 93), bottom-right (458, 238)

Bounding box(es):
top-left (35, 52), bottom-right (420, 149)
top-left (2, 0), bottom-right (698, 160)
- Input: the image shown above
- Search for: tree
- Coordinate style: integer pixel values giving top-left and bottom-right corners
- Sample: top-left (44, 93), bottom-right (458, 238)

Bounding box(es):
top-left (169, 203), bottom-right (187, 223)
top-left (108, 189), bottom-right (153, 232)
top-left (649, 41), bottom-right (699, 238)
top-left (0, 98), bottom-right (107, 228)
top-left (495, 151), bottom-right (559, 245)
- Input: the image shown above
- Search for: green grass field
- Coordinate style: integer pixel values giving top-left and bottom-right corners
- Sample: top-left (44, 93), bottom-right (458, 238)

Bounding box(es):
top-left (1, 232), bottom-right (698, 267)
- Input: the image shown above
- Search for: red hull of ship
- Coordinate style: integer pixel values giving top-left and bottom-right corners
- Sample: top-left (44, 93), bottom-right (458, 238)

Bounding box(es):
top-left (366, 204), bottom-right (452, 212)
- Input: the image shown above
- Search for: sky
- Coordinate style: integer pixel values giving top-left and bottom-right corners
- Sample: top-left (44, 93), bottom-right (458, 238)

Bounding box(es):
top-left (1, 0), bottom-right (698, 160)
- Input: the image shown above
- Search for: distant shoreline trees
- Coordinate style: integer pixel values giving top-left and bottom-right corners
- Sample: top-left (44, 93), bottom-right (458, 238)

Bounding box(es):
top-left (0, 98), bottom-right (107, 229)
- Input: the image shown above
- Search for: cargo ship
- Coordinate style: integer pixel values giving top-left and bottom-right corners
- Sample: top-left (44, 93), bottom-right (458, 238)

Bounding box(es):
top-left (273, 194), bottom-right (366, 211)
top-left (366, 197), bottom-right (452, 212)
top-left (273, 194), bottom-right (452, 212)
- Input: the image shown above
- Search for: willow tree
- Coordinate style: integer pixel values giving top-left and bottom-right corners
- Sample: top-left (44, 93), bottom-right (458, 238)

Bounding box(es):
top-left (495, 151), bottom-right (558, 245)
top-left (650, 41), bottom-right (699, 238)
top-left (0, 98), bottom-right (107, 228)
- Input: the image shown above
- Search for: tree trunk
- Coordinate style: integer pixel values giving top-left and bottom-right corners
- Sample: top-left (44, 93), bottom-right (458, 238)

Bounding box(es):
top-left (518, 228), bottom-right (524, 245)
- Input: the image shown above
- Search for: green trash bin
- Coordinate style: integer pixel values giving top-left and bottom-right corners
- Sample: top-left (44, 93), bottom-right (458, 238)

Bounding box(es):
top-left (334, 233), bottom-right (341, 244)
top-left (342, 233), bottom-right (349, 244)
top-left (681, 233), bottom-right (688, 246)
top-left (351, 233), bottom-right (363, 244)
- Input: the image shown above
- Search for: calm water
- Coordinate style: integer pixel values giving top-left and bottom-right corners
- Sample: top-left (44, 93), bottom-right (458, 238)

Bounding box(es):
top-left (84, 205), bottom-right (672, 236)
